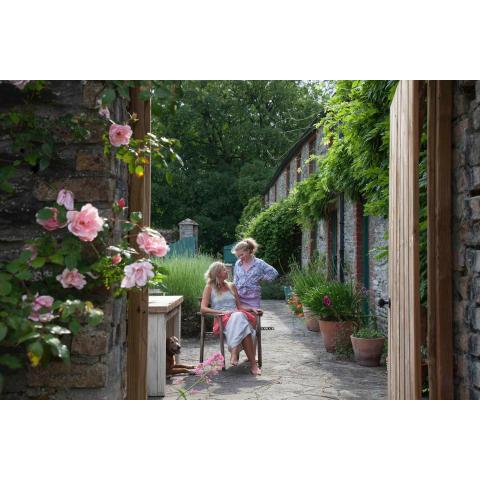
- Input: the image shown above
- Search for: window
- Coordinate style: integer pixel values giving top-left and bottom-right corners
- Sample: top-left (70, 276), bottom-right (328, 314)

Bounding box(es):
top-left (296, 155), bottom-right (301, 182)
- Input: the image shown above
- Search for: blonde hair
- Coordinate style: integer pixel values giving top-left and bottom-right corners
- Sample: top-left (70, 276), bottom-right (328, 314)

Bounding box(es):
top-left (204, 261), bottom-right (230, 291)
top-left (232, 237), bottom-right (258, 255)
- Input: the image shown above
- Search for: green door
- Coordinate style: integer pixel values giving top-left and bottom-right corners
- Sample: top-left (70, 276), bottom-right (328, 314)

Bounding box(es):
top-left (330, 211), bottom-right (338, 278)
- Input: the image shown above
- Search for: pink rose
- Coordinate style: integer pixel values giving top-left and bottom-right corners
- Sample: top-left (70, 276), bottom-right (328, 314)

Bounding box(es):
top-left (56, 268), bottom-right (87, 290)
top-left (32, 294), bottom-right (54, 311)
top-left (111, 254), bottom-right (122, 265)
top-left (10, 80), bottom-right (30, 90)
top-left (109, 123), bottom-right (133, 147)
top-left (117, 198), bottom-right (126, 208)
top-left (136, 231), bottom-right (169, 257)
top-left (120, 261), bottom-right (154, 288)
top-left (56, 189), bottom-right (74, 210)
top-left (29, 294), bottom-right (55, 323)
top-left (67, 203), bottom-right (104, 242)
top-left (36, 207), bottom-right (66, 231)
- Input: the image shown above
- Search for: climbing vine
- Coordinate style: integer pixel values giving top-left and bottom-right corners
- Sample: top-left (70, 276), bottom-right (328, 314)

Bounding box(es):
top-left (0, 80), bottom-right (181, 393)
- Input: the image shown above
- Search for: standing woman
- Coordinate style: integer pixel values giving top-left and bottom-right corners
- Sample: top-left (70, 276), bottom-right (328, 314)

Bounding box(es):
top-left (233, 238), bottom-right (279, 313)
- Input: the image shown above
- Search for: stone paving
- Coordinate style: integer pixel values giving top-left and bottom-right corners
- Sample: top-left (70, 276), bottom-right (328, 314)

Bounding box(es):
top-left (161, 300), bottom-right (387, 400)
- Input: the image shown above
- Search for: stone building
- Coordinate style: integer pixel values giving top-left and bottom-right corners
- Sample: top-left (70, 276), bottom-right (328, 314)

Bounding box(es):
top-left (0, 81), bottom-right (130, 399)
top-left (263, 124), bottom-right (389, 332)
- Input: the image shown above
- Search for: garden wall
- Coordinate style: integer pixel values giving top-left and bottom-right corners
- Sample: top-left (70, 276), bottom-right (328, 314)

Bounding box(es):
top-left (0, 81), bottom-right (129, 399)
top-left (452, 80), bottom-right (480, 399)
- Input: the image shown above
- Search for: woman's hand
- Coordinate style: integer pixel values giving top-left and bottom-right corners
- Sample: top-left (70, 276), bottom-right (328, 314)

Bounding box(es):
top-left (249, 307), bottom-right (263, 315)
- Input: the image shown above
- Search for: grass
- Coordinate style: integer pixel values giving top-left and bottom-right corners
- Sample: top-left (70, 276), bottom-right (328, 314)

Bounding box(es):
top-left (154, 253), bottom-right (215, 336)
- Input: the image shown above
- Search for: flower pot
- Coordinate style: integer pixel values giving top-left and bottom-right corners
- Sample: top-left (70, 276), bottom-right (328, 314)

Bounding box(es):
top-left (303, 306), bottom-right (320, 332)
top-left (318, 319), bottom-right (354, 352)
top-left (350, 336), bottom-right (386, 367)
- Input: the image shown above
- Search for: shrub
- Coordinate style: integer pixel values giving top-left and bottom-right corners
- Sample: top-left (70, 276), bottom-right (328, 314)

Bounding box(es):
top-left (288, 257), bottom-right (328, 301)
top-left (155, 254), bottom-right (215, 337)
top-left (260, 276), bottom-right (288, 300)
top-left (235, 195), bottom-right (264, 239)
top-left (243, 193), bottom-right (301, 274)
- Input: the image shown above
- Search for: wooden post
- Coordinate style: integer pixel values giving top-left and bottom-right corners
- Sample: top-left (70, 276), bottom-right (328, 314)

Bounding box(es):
top-left (126, 85), bottom-right (151, 400)
top-left (427, 81), bottom-right (454, 399)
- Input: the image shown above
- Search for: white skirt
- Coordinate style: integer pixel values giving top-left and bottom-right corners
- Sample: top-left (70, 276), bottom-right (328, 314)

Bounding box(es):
top-left (224, 312), bottom-right (256, 350)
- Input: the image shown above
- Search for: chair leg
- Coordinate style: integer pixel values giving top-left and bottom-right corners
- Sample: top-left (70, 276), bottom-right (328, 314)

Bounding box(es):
top-left (257, 314), bottom-right (262, 368)
top-left (200, 315), bottom-right (205, 363)
top-left (218, 317), bottom-right (226, 370)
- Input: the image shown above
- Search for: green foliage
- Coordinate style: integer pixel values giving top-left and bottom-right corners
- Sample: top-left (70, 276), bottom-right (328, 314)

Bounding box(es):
top-left (151, 80), bottom-right (323, 254)
top-left (235, 196), bottom-right (264, 239)
top-left (155, 254), bottom-right (215, 336)
top-left (260, 276), bottom-right (288, 300)
top-left (303, 280), bottom-right (365, 322)
top-left (352, 326), bottom-right (385, 339)
top-left (243, 193), bottom-right (302, 274)
top-left (288, 257), bottom-right (329, 301)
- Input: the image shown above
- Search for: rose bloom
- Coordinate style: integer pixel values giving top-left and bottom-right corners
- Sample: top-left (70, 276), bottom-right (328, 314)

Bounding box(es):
top-left (67, 203), bottom-right (104, 242)
top-left (136, 231), bottom-right (169, 257)
top-left (111, 254), bottom-right (122, 265)
top-left (117, 198), bottom-right (126, 208)
top-left (56, 188), bottom-right (74, 210)
top-left (120, 261), bottom-right (154, 288)
top-left (29, 312), bottom-right (56, 323)
top-left (109, 123), bottom-right (133, 147)
top-left (56, 268), bottom-right (87, 290)
top-left (36, 207), bottom-right (66, 231)
top-left (32, 294), bottom-right (54, 311)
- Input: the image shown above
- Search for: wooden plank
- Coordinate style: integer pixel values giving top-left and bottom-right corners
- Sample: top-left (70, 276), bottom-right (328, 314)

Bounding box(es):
top-left (126, 85), bottom-right (151, 400)
top-left (388, 81), bottom-right (422, 399)
top-left (427, 81), bottom-right (454, 399)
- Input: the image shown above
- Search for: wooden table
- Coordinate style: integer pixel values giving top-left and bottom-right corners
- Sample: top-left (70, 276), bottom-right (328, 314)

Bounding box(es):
top-left (147, 295), bottom-right (183, 397)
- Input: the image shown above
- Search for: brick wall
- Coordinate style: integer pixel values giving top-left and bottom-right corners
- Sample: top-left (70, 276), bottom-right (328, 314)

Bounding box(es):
top-left (452, 80), bottom-right (480, 399)
top-left (0, 81), bottom-right (130, 399)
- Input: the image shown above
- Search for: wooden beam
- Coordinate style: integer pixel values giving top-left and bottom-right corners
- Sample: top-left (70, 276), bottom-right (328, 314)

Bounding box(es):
top-left (427, 80), bottom-right (454, 399)
top-left (126, 84), bottom-right (151, 400)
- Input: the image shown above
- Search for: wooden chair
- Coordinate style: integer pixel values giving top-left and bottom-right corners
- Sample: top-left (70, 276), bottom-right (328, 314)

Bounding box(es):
top-left (198, 301), bottom-right (262, 370)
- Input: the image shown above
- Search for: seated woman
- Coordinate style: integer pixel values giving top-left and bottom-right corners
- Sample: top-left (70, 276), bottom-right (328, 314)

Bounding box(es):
top-left (201, 261), bottom-right (261, 375)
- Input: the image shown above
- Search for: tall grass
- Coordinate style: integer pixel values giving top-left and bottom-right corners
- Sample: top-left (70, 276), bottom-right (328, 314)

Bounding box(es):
top-left (288, 257), bottom-right (328, 301)
top-left (154, 254), bottom-right (215, 336)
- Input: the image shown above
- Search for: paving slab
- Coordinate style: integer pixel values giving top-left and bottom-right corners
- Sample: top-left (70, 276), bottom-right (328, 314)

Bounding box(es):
top-left (158, 300), bottom-right (387, 400)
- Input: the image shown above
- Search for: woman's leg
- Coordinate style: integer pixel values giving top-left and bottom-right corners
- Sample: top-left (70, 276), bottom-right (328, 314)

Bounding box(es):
top-left (230, 344), bottom-right (241, 366)
top-left (241, 334), bottom-right (261, 375)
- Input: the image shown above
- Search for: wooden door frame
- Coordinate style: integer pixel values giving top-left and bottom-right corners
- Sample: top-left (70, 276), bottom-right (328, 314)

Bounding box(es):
top-left (426, 80), bottom-right (454, 399)
top-left (126, 85), bottom-right (151, 400)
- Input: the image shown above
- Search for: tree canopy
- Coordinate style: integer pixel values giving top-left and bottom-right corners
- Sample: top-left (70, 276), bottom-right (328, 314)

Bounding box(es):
top-left (151, 80), bottom-right (323, 254)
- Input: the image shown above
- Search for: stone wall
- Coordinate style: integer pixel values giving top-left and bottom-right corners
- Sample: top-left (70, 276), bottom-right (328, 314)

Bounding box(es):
top-left (452, 80), bottom-right (480, 399)
top-left (0, 81), bottom-right (130, 399)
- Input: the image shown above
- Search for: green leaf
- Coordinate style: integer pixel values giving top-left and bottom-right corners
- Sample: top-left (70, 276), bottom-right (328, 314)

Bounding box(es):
top-left (36, 207), bottom-right (54, 220)
top-left (45, 325), bottom-right (71, 335)
top-left (87, 308), bottom-right (104, 326)
top-left (0, 181), bottom-right (14, 193)
top-left (18, 250), bottom-right (33, 262)
top-left (39, 156), bottom-right (50, 171)
top-left (0, 354), bottom-right (22, 369)
top-left (15, 270), bottom-right (33, 281)
top-left (0, 278), bottom-right (12, 296)
top-left (135, 165), bottom-right (144, 177)
top-left (17, 332), bottom-right (41, 344)
top-left (65, 255), bottom-right (78, 269)
top-left (49, 253), bottom-right (64, 265)
top-left (68, 318), bottom-right (81, 335)
top-left (130, 211), bottom-right (142, 223)
top-left (30, 257), bottom-right (46, 269)
top-left (46, 337), bottom-right (70, 361)
top-left (165, 170), bottom-right (173, 186)
top-left (0, 323), bottom-right (7, 342)
top-left (122, 221), bottom-right (135, 232)
top-left (27, 340), bottom-right (44, 358)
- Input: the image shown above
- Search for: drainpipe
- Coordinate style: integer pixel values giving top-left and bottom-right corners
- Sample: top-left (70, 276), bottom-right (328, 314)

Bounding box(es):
top-left (339, 193), bottom-right (345, 282)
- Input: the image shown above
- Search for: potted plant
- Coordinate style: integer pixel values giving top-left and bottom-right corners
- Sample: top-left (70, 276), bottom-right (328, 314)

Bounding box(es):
top-left (288, 259), bottom-right (328, 332)
top-left (303, 280), bottom-right (362, 352)
top-left (350, 316), bottom-right (386, 367)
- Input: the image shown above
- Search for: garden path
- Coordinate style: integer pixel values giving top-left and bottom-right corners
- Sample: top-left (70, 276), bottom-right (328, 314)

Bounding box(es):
top-left (160, 300), bottom-right (387, 400)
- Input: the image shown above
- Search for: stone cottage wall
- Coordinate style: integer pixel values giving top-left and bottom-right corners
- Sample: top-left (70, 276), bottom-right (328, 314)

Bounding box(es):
top-left (452, 80), bottom-right (480, 399)
top-left (0, 81), bottom-right (129, 399)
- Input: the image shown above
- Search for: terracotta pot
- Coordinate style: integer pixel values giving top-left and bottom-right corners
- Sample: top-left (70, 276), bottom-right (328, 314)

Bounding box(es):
top-left (303, 306), bottom-right (320, 332)
top-left (318, 319), bottom-right (354, 352)
top-left (351, 336), bottom-right (386, 366)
